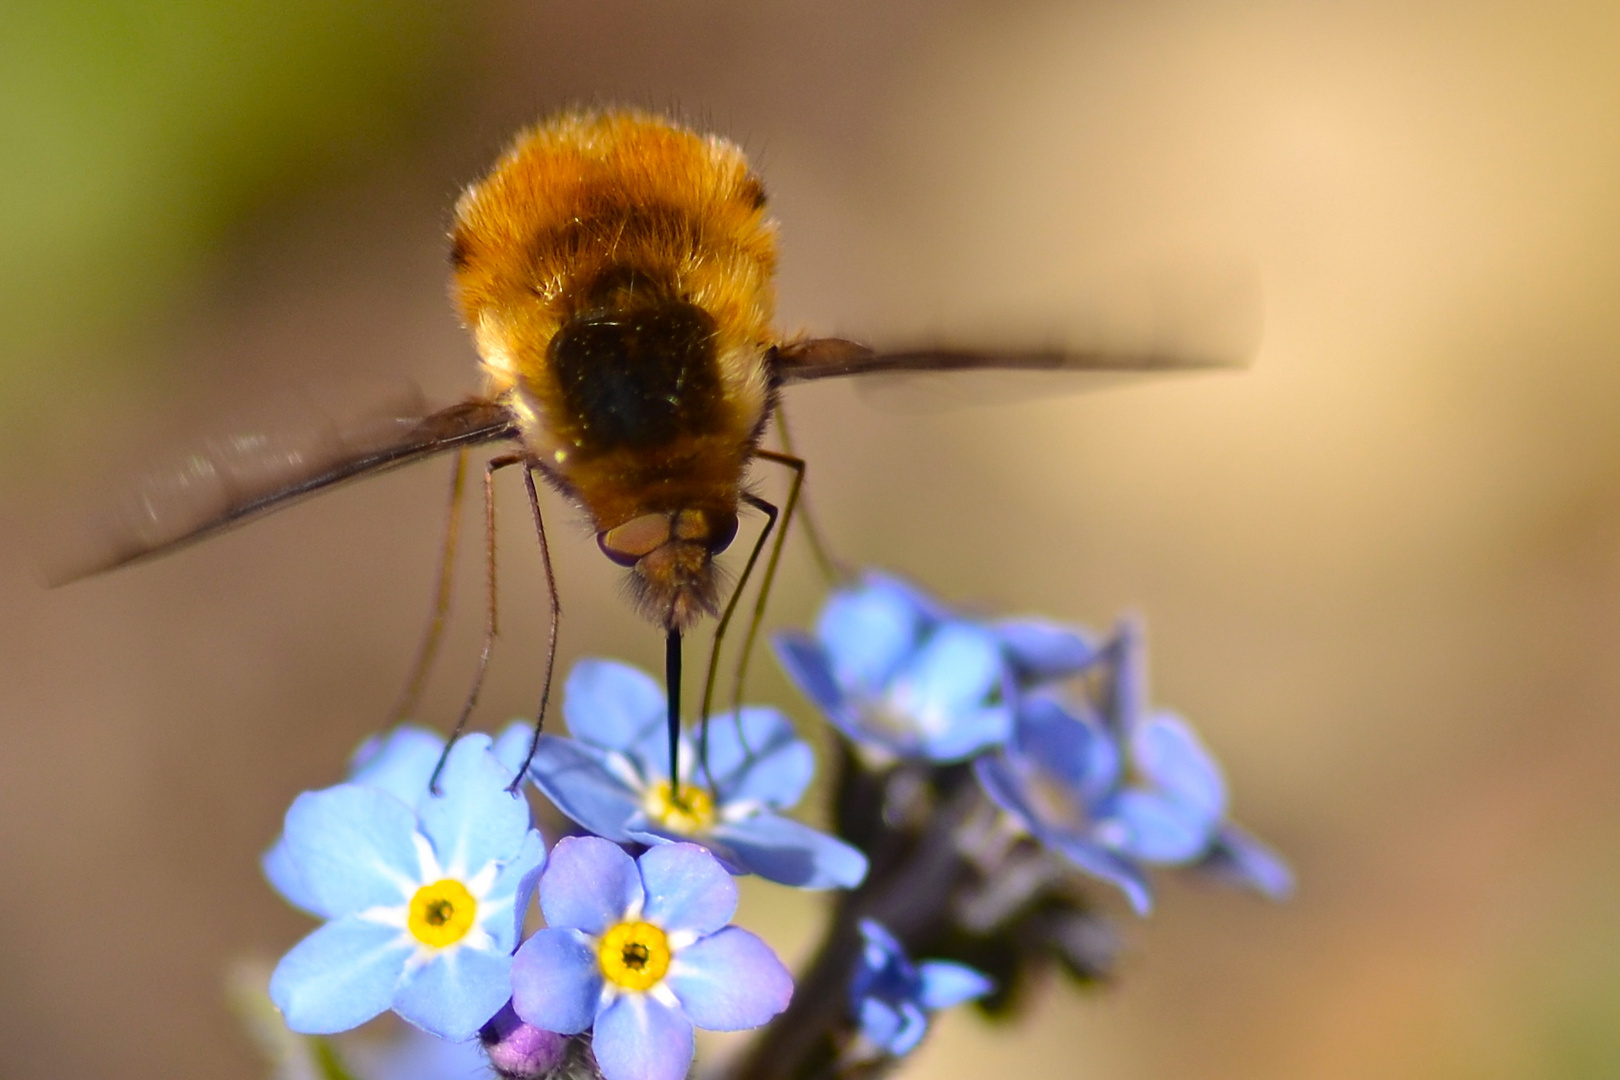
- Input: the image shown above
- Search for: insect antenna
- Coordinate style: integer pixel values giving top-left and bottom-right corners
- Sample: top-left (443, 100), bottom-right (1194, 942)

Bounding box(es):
top-left (388, 450), bottom-right (468, 724)
top-left (429, 452), bottom-right (524, 794)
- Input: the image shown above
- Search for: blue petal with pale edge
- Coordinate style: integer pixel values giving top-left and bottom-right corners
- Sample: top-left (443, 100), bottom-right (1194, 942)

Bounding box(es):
top-left (540, 836), bottom-right (642, 933)
top-left (991, 619), bottom-right (1099, 682)
top-left (483, 828), bottom-right (547, 950)
top-left (592, 992), bottom-right (695, 1080)
top-left (1133, 713), bottom-right (1227, 820)
top-left (510, 927), bottom-right (602, 1035)
top-left (1049, 833), bottom-right (1153, 915)
top-left (699, 708), bottom-right (814, 810)
top-left (1200, 823), bottom-right (1294, 899)
top-left (771, 632), bottom-right (848, 716)
top-left (562, 660), bottom-right (665, 753)
top-left (262, 835), bottom-right (326, 918)
top-left (1105, 788), bottom-right (1213, 864)
top-left (666, 926), bottom-right (793, 1031)
top-left (816, 577), bottom-right (927, 694)
top-left (348, 726), bottom-right (446, 805)
top-left (417, 735), bottom-right (531, 878)
top-left (527, 736), bottom-right (640, 842)
top-left (711, 814), bottom-right (869, 889)
top-left (270, 917), bottom-right (411, 1034)
top-left (916, 961), bottom-right (993, 1011)
top-left (638, 843), bottom-right (737, 935)
top-left (392, 942), bottom-right (514, 1040)
top-left (283, 786), bottom-right (418, 917)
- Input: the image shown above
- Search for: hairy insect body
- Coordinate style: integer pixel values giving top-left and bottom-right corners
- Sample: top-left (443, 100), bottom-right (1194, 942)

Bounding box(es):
top-left (449, 110), bottom-right (779, 629)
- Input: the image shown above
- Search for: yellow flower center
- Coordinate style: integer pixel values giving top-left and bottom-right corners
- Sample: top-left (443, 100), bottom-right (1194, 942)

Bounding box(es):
top-left (407, 879), bottom-right (477, 948)
top-left (643, 779), bottom-right (716, 834)
top-left (598, 921), bottom-right (672, 991)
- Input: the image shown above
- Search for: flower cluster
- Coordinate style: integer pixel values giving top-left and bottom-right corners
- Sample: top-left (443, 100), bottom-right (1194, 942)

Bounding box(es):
top-left (262, 678), bottom-right (830, 1080)
top-left (776, 571), bottom-right (1292, 915)
top-left (256, 566), bottom-right (1291, 1080)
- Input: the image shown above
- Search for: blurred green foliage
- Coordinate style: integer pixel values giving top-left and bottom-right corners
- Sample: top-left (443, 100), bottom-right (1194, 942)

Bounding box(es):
top-left (0, 0), bottom-right (458, 425)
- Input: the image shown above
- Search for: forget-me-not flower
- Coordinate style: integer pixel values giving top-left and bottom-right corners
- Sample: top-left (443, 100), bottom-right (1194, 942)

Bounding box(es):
top-left (1096, 618), bottom-right (1293, 898)
top-left (973, 692), bottom-right (1157, 914)
top-left (268, 734), bottom-right (546, 1040)
top-left (263, 722), bottom-right (534, 917)
top-left (510, 837), bottom-right (793, 1080)
top-left (847, 918), bottom-right (992, 1058)
top-left (774, 572), bottom-right (1013, 763)
top-left (527, 659), bottom-right (867, 890)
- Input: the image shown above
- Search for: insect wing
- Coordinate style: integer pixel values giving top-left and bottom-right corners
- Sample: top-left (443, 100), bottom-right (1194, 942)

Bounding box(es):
top-left (44, 391), bottom-right (518, 585)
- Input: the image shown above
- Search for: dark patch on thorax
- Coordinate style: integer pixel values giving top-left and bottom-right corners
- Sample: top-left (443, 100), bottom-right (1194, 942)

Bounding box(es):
top-left (549, 300), bottom-right (724, 455)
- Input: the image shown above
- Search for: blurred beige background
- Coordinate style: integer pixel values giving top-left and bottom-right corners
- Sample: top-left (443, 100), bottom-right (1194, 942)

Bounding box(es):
top-left (5, 1), bottom-right (1620, 1077)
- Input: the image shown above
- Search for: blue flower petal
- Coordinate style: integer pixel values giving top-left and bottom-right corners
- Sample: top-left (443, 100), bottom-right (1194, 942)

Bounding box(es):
top-left (973, 753), bottom-right (1044, 828)
top-left (493, 720), bottom-right (537, 777)
top-left (482, 829), bottom-right (547, 951)
top-left (991, 619), bottom-right (1099, 682)
top-left (510, 927), bottom-right (602, 1035)
top-left (915, 961), bottom-right (993, 1011)
top-left (262, 835), bottom-right (327, 918)
top-left (283, 786), bottom-right (419, 917)
top-left (1106, 788), bottom-right (1214, 864)
top-left (772, 632), bottom-right (849, 717)
top-left (711, 814), bottom-right (869, 889)
top-left (700, 708), bottom-right (813, 810)
top-left (1015, 696), bottom-right (1119, 802)
top-left (540, 836), bottom-right (643, 933)
top-left (1101, 617), bottom-right (1148, 738)
top-left (563, 660), bottom-right (665, 753)
top-left (417, 735), bottom-right (531, 878)
top-left (816, 576), bottom-right (928, 694)
top-left (1048, 835), bottom-right (1154, 915)
top-left (527, 736), bottom-right (641, 842)
top-left (348, 726), bottom-right (447, 805)
top-left (270, 917), bottom-right (410, 1034)
top-left (1201, 824), bottom-right (1295, 900)
top-left (856, 997), bottom-right (905, 1054)
top-left (592, 992), bottom-right (695, 1080)
top-left (919, 704), bottom-right (1012, 763)
top-left (893, 622), bottom-right (1003, 721)
top-left (638, 843), bottom-right (737, 935)
top-left (1133, 713), bottom-right (1227, 820)
top-left (391, 943), bottom-right (513, 1040)
top-left (666, 926), bottom-right (792, 1031)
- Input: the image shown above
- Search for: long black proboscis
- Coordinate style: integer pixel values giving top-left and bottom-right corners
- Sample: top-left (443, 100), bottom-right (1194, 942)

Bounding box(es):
top-left (666, 627), bottom-right (682, 785)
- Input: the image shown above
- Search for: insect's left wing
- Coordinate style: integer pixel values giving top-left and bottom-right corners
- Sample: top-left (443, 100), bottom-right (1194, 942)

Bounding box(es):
top-left (46, 395), bottom-right (519, 585)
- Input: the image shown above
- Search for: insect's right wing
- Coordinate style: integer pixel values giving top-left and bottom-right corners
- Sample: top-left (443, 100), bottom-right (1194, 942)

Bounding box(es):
top-left (771, 337), bottom-right (1244, 383)
top-left (46, 394), bottom-right (520, 585)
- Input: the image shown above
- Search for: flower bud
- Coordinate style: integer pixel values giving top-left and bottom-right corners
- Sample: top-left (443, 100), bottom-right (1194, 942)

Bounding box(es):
top-left (479, 1001), bottom-right (577, 1079)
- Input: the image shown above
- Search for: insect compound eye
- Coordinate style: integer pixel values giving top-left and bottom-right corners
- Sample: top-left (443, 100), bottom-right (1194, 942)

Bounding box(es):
top-left (597, 513), bottom-right (673, 568)
top-left (674, 508), bottom-right (738, 554)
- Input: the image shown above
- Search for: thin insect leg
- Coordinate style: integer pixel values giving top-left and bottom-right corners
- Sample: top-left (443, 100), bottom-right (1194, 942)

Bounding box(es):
top-left (429, 452), bottom-right (525, 794)
top-left (696, 492), bottom-right (779, 789)
top-left (505, 465), bottom-right (562, 794)
top-left (388, 449), bottom-right (468, 723)
top-left (728, 450), bottom-right (805, 720)
top-left (773, 407), bottom-right (847, 584)
top-left (666, 627), bottom-right (683, 787)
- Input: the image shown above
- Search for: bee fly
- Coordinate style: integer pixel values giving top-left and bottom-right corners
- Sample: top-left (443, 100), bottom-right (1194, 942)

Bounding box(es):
top-left (57, 109), bottom-right (1243, 790)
